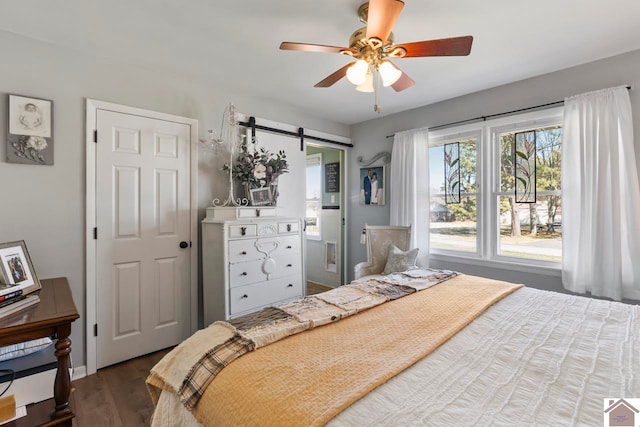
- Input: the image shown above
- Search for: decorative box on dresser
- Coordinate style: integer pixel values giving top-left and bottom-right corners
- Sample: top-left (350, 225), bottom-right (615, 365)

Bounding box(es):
top-left (202, 207), bottom-right (305, 325)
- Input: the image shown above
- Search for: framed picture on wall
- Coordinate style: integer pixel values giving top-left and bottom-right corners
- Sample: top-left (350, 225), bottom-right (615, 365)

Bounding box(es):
top-left (7, 94), bottom-right (54, 165)
top-left (0, 240), bottom-right (42, 297)
top-left (359, 166), bottom-right (385, 206)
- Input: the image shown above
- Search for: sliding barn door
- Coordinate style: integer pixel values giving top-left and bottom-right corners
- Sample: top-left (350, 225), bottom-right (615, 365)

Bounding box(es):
top-left (253, 128), bottom-right (306, 219)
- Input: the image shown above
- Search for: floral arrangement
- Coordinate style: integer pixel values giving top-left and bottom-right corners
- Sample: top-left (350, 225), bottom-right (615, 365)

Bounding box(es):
top-left (11, 135), bottom-right (48, 164)
top-left (223, 139), bottom-right (289, 190)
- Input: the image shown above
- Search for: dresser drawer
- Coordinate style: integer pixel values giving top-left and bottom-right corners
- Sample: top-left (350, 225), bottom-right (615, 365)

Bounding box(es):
top-left (278, 221), bottom-right (299, 234)
top-left (253, 237), bottom-right (281, 257)
top-left (271, 253), bottom-right (302, 279)
top-left (269, 276), bottom-right (304, 302)
top-left (229, 259), bottom-right (266, 287)
top-left (229, 281), bottom-right (273, 316)
top-left (228, 240), bottom-right (263, 263)
top-left (237, 207), bottom-right (277, 218)
top-left (257, 222), bottom-right (279, 236)
top-left (271, 235), bottom-right (300, 257)
top-left (229, 224), bottom-right (257, 238)
top-left (228, 277), bottom-right (303, 317)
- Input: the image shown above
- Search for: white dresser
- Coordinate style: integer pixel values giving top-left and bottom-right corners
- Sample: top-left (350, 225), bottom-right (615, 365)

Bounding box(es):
top-left (202, 207), bottom-right (305, 325)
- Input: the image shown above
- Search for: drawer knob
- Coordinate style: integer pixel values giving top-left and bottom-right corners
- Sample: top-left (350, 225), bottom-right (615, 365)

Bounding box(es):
top-left (286, 264), bottom-right (293, 268)
top-left (241, 251), bottom-right (247, 255)
top-left (286, 245), bottom-right (292, 249)
top-left (241, 227), bottom-right (247, 236)
top-left (287, 284), bottom-right (293, 288)
top-left (241, 294), bottom-right (248, 299)
top-left (241, 272), bottom-right (248, 276)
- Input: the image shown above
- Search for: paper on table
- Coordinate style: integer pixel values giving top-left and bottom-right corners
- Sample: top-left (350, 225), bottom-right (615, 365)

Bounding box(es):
top-left (0, 406), bottom-right (26, 425)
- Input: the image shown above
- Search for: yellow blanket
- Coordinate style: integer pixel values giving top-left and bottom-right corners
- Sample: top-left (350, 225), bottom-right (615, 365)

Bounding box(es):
top-left (148, 274), bottom-right (521, 426)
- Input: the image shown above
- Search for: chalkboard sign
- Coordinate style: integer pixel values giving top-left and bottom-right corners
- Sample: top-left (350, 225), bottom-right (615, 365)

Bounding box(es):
top-left (325, 162), bottom-right (340, 193)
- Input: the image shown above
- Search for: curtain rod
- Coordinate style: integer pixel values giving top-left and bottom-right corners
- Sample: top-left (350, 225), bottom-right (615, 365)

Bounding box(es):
top-left (238, 118), bottom-right (354, 150)
top-left (385, 85), bottom-right (632, 138)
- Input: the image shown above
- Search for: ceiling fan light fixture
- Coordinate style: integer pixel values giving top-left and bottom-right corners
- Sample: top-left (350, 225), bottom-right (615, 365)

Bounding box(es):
top-left (279, 0), bottom-right (473, 114)
top-left (346, 59), bottom-right (369, 85)
top-left (356, 68), bottom-right (374, 92)
top-left (379, 60), bottom-right (402, 87)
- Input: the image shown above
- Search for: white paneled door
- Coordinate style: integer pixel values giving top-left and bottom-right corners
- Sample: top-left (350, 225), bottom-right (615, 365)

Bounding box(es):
top-left (95, 110), bottom-right (191, 368)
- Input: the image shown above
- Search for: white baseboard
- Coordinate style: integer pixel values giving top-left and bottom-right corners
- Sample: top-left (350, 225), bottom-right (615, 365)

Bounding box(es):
top-left (72, 365), bottom-right (86, 381)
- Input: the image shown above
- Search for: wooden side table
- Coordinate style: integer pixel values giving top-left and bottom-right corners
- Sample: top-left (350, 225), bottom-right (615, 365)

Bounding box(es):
top-left (0, 277), bottom-right (79, 426)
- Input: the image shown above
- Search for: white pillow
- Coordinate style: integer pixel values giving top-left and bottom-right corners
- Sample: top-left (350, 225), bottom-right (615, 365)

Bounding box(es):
top-left (0, 338), bottom-right (53, 362)
top-left (383, 244), bottom-right (419, 274)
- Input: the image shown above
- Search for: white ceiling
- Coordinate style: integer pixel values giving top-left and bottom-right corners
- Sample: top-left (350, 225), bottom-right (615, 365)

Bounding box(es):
top-left (2, 0), bottom-right (640, 125)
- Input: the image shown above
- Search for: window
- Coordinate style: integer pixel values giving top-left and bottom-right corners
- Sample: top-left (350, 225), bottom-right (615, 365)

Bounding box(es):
top-left (428, 108), bottom-right (563, 268)
top-left (429, 134), bottom-right (479, 254)
top-left (496, 125), bottom-right (562, 262)
top-left (305, 153), bottom-right (322, 240)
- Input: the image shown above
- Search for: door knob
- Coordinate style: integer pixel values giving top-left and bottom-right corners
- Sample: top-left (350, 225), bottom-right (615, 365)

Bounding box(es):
top-left (179, 241), bottom-right (189, 249)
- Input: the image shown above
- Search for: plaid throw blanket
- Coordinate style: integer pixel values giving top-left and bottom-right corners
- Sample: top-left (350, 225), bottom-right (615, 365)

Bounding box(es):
top-left (154, 268), bottom-right (458, 410)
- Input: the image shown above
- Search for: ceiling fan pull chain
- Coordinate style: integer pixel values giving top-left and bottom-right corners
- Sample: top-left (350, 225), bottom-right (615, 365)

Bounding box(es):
top-left (374, 69), bottom-right (382, 113)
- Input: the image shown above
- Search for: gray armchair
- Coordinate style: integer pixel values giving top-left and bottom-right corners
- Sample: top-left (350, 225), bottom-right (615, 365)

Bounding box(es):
top-left (354, 225), bottom-right (411, 279)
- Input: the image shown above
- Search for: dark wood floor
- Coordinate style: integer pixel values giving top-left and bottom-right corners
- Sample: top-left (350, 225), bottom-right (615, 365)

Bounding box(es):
top-left (307, 281), bottom-right (333, 295)
top-left (72, 348), bottom-right (171, 427)
top-left (70, 282), bottom-right (334, 426)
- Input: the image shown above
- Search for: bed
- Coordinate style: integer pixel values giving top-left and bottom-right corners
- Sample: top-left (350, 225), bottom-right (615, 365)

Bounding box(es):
top-left (146, 266), bottom-right (640, 426)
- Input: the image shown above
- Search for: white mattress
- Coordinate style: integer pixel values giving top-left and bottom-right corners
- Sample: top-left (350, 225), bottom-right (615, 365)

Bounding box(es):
top-left (152, 287), bottom-right (640, 426)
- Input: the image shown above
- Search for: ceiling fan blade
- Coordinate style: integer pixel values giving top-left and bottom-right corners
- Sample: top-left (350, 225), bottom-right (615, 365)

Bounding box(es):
top-left (390, 65), bottom-right (415, 92)
top-left (366, 0), bottom-right (405, 43)
top-left (314, 62), bottom-right (355, 88)
top-left (280, 42), bottom-right (353, 54)
top-left (397, 36), bottom-right (473, 58)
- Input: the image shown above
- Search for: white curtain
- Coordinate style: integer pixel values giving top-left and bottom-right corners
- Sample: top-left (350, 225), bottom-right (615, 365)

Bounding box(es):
top-left (562, 86), bottom-right (640, 301)
top-left (390, 128), bottom-right (430, 267)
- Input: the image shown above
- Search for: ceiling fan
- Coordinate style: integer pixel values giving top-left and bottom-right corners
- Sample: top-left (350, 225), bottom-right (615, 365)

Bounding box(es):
top-left (280, 0), bottom-right (473, 113)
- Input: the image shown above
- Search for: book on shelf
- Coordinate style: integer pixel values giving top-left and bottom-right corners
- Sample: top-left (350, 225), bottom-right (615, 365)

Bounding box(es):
top-left (0, 294), bottom-right (40, 320)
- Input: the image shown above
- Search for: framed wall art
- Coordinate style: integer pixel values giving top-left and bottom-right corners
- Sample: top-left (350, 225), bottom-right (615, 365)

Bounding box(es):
top-left (359, 166), bottom-right (385, 206)
top-left (7, 94), bottom-right (54, 165)
top-left (0, 240), bottom-right (42, 296)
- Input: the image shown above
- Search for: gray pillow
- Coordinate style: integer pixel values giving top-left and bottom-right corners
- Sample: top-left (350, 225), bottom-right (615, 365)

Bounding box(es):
top-left (383, 244), bottom-right (419, 274)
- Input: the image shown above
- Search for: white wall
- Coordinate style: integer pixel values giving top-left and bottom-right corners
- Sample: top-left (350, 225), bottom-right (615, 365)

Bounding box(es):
top-left (0, 31), bottom-right (349, 367)
top-left (347, 49), bottom-right (640, 294)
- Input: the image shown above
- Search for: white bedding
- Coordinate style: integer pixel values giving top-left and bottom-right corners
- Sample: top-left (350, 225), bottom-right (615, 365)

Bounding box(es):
top-left (152, 286), bottom-right (639, 426)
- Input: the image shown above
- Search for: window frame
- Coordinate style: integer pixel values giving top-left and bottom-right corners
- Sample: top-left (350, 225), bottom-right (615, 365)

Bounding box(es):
top-left (428, 107), bottom-right (564, 274)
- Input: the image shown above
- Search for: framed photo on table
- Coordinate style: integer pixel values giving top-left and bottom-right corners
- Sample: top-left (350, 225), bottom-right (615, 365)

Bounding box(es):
top-left (249, 187), bottom-right (272, 206)
top-left (0, 240), bottom-right (42, 297)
